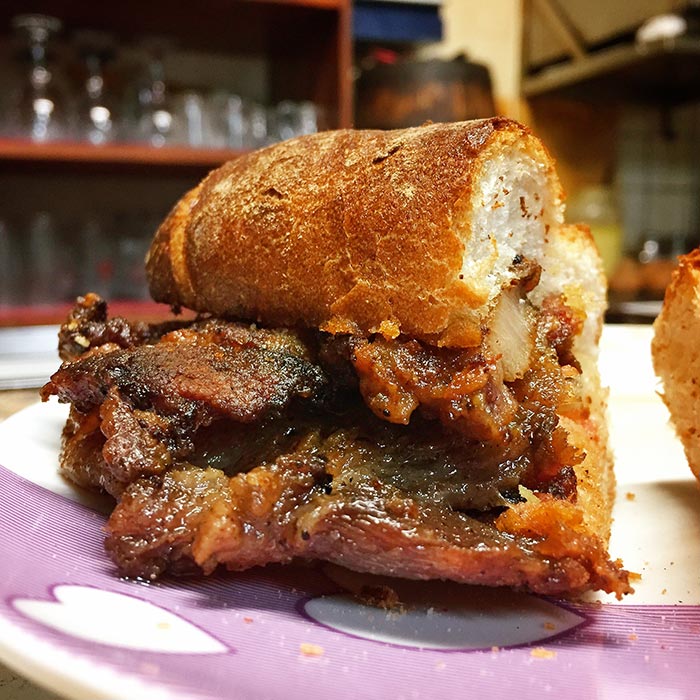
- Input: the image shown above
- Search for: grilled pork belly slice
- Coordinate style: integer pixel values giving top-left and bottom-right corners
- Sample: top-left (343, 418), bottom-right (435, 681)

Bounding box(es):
top-left (43, 295), bottom-right (630, 598)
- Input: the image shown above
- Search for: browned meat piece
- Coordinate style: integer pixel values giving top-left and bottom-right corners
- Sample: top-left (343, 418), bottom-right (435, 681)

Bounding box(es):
top-left (58, 406), bottom-right (114, 493)
top-left (48, 297), bottom-right (581, 501)
top-left (45, 318), bottom-right (327, 494)
top-left (327, 311), bottom-right (582, 499)
top-left (107, 467), bottom-right (230, 577)
top-left (538, 294), bottom-right (586, 370)
top-left (106, 423), bottom-right (630, 597)
top-left (337, 291), bottom-right (582, 451)
top-left (58, 293), bottom-right (190, 361)
top-left (60, 389), bottom-right (323, 497)
top-left (44, 324), bottom-right (326, 421)
top-left (350, 336), bottom-right (518, 442)
top-left (509, 255), bottom-right (542, 292)
top-left (58, 293), bottom-right (316, 362)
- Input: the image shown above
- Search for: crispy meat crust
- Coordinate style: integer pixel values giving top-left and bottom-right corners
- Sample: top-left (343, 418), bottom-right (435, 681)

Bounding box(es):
top-left (43, 298), bottom-right (630, 598)
top-left (147, 118), bottom-right (560, 347)
top-left (45, 322), bottom-right (325, 422)
top-left (57, 293), bottom-right (190, 362)
top-left (106, 444), bottom-right (626, 597)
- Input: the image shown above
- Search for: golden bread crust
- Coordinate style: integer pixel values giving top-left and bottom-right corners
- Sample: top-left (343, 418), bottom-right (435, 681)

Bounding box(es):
top-left (652, 249), bottom-right (700, 481)
top-left (146, 118), bottom-right (559, 347)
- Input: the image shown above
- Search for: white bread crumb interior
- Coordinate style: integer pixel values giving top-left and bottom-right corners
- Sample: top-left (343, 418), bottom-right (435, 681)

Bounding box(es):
top-left (461, 138), bottom-right (563, 305)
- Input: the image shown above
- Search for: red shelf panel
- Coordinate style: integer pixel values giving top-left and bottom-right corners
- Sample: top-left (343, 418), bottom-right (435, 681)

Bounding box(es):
top-left (0, 300), bottom-right (196, 328)
top-left (0, 140), bottom-right (246, 170)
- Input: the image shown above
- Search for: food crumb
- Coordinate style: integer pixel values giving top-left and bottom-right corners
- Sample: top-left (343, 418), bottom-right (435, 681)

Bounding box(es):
top-left (625, 492), bottom-right (636, 501)
top-left (300, 643), bottom-right (324, 657)
top-left (628, 633), bottom-right (638, 641)
top-left (243, 617), bottom-right (254, 624)
top-left (628, 571), bottom-right (643, 582)
top-left (435, 662), bottom-right (446, 671)
top-left (491, 646), bottom-right (500, 653)
top-left (156, 622), bottom-right (170, 630)
top-left (530, 647), bottom-right (557, 660)
top-left (357, 585), bottom-right (405, 613)
top-left (662, 588), bottom-right (668, 595)
top-left (543, 622), bottom-right (556, 631)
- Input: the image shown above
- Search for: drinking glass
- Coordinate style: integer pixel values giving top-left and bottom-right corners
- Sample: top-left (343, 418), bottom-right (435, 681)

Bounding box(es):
top-left (271, 100), bottom-right (301, 142)
top-left (79, 215), bottom-right (114, 297)
top-left (208, 92), bottom-right (245, 149)
top-left (111, 212), bottom-right (154, 300)
top-left (75, 30), bottom-right (117, 145)
top-left (26, 212), bottom-right (74, 304)
top-left (0, 220), bottom-right (20, 307)
top-left (268, 101), bottom-right (323, 143)
top-left (245, 101), bottom-right (268, 148)
top-left (8, 14), bottom-right (75, 142)
top-left (298, 101), bottom-right (324, 135)
top-left (175, 91), bottom-right (221, 148)
top-left (132, 39), bottom-right (182, 147)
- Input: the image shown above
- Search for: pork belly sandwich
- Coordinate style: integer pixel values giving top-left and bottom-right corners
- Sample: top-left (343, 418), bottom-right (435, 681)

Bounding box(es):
top-left (42, 117), bottom-right (631, 597)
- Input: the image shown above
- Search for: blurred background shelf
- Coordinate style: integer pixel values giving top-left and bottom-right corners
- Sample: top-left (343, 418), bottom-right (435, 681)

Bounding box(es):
top-left (0, 0), bottom-right (352, 127)
top-left (0, 300), bottom-right (191, 328)
top-left (523, 33), bottom-right (700, 105)
top-left (0, 139), bottom-right (245, 172)
top-left (0, 0), bottom-right (352, 328)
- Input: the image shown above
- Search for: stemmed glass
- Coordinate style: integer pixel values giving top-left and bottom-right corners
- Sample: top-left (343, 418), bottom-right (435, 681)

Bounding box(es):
top-left (9, 14), bottom-right (74, 142)
top-left (75, 30), bottom-right (116, 145)
top-left (132, 38), bottom-right (181, 147)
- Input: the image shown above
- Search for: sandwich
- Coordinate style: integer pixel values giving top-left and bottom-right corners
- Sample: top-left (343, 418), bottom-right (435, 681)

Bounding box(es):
top-left (42, 117), bottom-right (631, 598)
top-left (652, 248), bottom-right (700, 481)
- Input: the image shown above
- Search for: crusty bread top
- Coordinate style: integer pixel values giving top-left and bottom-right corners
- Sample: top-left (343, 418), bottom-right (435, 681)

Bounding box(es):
top-left (652, 249), bottom-right (700, 481)
top-left (147, 118), bottom-right (564, 347)
top-left (531, 222), bottom-right (607, 361)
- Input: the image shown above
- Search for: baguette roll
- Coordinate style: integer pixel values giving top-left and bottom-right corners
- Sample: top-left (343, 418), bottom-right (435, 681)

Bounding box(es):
top-left (147, 118), bottom-right (563, 348)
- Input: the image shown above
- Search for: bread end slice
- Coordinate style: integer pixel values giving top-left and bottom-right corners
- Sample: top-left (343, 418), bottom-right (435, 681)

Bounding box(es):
top-left (652, 248), bottom-right (700, 481)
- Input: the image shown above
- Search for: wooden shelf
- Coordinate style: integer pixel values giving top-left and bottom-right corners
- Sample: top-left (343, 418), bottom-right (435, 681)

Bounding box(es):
top-left (0, 0), bottom-right (352, 128)
top-left (523, 36), bottom-right (700, 105)
top-left (0, 139), bottom-right (246, 170)
top-left (0, 300), bottom-right (196, 328)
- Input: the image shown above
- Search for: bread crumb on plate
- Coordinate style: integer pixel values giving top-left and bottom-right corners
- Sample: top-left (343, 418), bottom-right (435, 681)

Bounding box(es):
top-left (530, 647), bottom-right (557, 660)
top-left (300, 643), bottom-right (324, 657)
